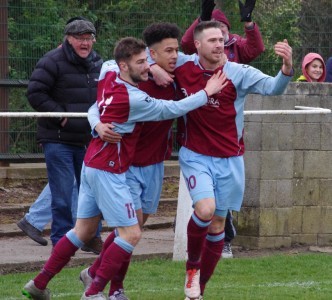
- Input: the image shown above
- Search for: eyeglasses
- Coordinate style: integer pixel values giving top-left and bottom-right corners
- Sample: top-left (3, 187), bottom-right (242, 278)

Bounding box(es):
top-left (72, 34), bottom-right (95, 43)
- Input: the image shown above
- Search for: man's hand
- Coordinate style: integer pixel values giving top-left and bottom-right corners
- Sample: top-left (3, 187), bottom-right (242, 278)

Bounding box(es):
top-left (204, 70), bottom-right (228, 96)
top-left (200, 0), bottom-right (216, 21)
top-left (95, 122), bottom-right (122, 143)
top-left (150, 64), bottom-right (174, 87)
top-left (274, 39), bottom-right (293, 76)
top-left (239, 0), bottom-right (256, 22)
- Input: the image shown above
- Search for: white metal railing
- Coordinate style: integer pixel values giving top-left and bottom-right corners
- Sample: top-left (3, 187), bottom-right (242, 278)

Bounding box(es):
top-left (0, 106), bottom-right (330, 118)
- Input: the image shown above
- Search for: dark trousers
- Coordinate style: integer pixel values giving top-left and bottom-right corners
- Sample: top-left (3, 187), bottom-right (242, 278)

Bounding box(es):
top-left (224, 210), bottom-right (236, 243)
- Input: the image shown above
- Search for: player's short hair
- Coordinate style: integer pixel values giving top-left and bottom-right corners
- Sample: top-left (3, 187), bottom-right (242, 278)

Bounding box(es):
top-left (143, 22), bottom-right (181, 47)
top-left (194, 20), bottom-right (222, 39)
top-left (113, 37), bottom-right (146, 64)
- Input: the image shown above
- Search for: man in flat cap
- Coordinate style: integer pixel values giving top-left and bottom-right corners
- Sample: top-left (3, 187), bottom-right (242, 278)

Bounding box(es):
top-left (26, 18), bottom-right (103, 254)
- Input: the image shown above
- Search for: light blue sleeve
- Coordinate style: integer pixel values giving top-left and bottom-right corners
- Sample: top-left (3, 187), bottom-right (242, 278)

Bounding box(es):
top-left (175, 52), bottom-right (197, 67)
top-left (99, 60), bottom-right (119, 80)
top-left (146, 48), bottom-right (197, 68)
top-left (127, 87), bottom-right (207, 123)
top-left (224, 61), bottom-right (292, 97)
top-left (87, 102), bottom-right (101, 138)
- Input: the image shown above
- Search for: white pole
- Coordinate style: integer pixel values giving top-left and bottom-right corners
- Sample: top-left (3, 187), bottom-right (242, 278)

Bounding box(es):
top-left (173, 171), bottom-right (193, 261)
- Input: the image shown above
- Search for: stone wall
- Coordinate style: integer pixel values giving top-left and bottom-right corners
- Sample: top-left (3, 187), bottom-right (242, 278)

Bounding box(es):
top-left (234, 82), bottom-right (332, 249)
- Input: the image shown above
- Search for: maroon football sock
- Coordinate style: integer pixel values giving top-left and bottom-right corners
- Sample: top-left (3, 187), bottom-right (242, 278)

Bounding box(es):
top-left (34, 235), bottom-right (78, 290)
top-left (186, 212), bottom-right (211, 270)
top-left (85, 242), bottom-right (132, 296)
top-left (89, 230), bottom-right (116, 278)
top-left (109, 256), bottom-right (130, 295)
top-left (200, 231), bottom-right (224, 295)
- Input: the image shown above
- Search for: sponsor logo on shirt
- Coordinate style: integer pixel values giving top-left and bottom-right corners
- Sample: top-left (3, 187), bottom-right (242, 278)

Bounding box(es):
top-left (207, 97), bottom-right (220, 107)
top-left (181, 87), bottom-right (220, 108)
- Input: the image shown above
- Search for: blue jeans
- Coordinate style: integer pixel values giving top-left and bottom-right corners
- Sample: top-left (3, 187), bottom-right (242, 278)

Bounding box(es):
top-left (43, 142), bottom-right (86, 246)
top-left (25, 181), bottom-right (102, 241)
top-left (25, 181), bottom-right (78, 232)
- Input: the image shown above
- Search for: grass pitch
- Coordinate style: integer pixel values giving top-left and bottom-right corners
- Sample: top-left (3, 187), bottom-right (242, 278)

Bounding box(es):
top-left (1, 253), bottom-right (332, 299)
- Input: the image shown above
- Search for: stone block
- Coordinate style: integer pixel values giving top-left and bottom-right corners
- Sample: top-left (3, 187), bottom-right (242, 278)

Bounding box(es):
top-left (293, 151), bottom-right (304, 178)
top-left (302, 207), bottom-right (321, 234)
top-left (320, 207), bottom-right (332, 233)
top-left (245, 95), bottom-right (264, 123)
top-left (278, 123), bottom-right (294, 150)
top-left (291, 82), bottom-right (329, 96)
top-left (261, 95), bottom-right (296, 110)
top-left (293, 123), bottom-right (321, 150)
top-left (303, 151), bottom-right (332, 178)
top-left (261, 113), bottom-right (295, 124)
top-left (319, 180), bottom-right (332, 206)
top-left (262, 123), bottom-right (279, 150)
top-left (303, 95), bottom-right (330, 123)
top-left (276, 180), bottom-right (293, 207)
top-left (259, 180), bottom-right (276, 207)
top-left (321, 96), bottom-right (332, 110)
top-left (261, 96), bottom-right (299, 124)
top-left (257, 236), bottom-right (291, 249)
top-left (243, 179), bottom-right (260, 207)
top-left (292, 178), bottom-right (319, 206)
top-left (261, 151), bottom-right (293, 179)
top-left (6, 167), bottom-right (47, 179)
top-left (244, 151), bottom-right (261, 179)
top-left (289, 206), bottom-right (303, 234)
top-left (298, 95), bottom-right (322, 107)
top-left (164, 163), bottom-right (180, 177)
top-left (245, 94), bottom-right (263, 110)
top-left (259, 208), bottom-right (290, 236)
top-left (0, 168), bottom-right (7, 179)
top-left (291, 234), bottom-right (318, 246)
top-left (244, 122), bottom-right (262, 151)
top-left (258, 180), bottom-right (294, 208)
top-left (318, 234), bottom-right (332, 246)
top-left (233, 235), bottom-right (259, 249)
top-left (321, 123), bottom-right (332, 150)
top-left (235, 207), bottom-right (260, 235)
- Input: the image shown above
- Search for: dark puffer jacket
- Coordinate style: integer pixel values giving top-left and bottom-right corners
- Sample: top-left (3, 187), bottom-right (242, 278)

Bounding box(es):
top-left (27, 40), bottom-right (103, 147)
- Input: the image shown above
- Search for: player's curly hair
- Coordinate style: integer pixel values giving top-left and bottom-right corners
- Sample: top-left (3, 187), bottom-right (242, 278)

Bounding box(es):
top-left (113, 37), bottom-right (146, 64)
top-left (143, 22), bottom-right (181, 47)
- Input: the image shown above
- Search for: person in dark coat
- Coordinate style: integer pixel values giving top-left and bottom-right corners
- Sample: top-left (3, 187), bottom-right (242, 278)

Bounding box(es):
top-left (27, 19), bottom-right (103, 247)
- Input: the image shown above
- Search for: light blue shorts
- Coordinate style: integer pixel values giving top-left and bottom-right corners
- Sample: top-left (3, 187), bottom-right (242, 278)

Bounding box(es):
top-left (126, 162), bottom-right (164, 214)
top-left (179, 147), bottom-right (245, 217)
top-left (77, 164), bottom-right (138, 227)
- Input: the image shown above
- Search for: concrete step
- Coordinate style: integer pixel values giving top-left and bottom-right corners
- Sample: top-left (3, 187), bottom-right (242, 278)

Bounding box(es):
top-left (0, 198), bottom-right (178, 238)
top-left (0, 160), bottom-right (180, 180)
top-left (0, 215), bottom-right (175, 239)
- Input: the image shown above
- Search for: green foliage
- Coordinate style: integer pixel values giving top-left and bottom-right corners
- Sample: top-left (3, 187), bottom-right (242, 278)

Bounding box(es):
top-left (252, 0), bottom-right (302, 76)
top-left (3, 0), bottom-right (332, 154)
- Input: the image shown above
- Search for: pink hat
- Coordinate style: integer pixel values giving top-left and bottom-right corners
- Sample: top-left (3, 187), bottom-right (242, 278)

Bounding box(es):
top-left (302, 53), bottom-right (326, 82)
top-left (211, 9), bottom-right (231, 30)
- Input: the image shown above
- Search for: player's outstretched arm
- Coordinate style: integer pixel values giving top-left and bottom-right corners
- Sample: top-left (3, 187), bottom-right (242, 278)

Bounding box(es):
top-left (274, 39), bottom-right (293, 76)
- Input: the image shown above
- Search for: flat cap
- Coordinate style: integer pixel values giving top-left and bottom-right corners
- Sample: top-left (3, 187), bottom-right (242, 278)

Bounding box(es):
top-left (64, 19), bottom-right (96, 35)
